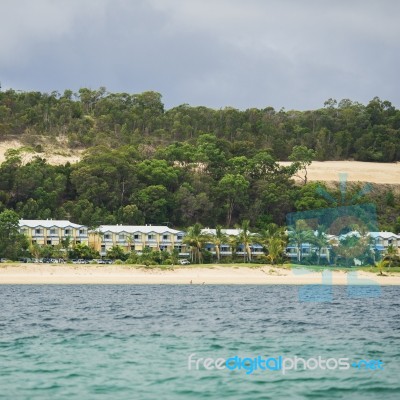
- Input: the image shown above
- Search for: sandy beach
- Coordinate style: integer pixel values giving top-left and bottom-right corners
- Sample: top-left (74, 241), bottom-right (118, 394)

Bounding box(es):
top-left (0, 264), bottom-right (399, 285)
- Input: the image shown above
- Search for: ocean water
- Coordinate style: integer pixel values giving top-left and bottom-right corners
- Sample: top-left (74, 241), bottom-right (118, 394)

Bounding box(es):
top-left (0, 285), bottom-right (399, 399)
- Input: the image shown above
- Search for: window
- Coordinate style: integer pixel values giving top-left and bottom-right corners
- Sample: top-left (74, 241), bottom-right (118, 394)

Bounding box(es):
top-left (79, 229), bottom-right (86, 235)
top-left (35, 228), bottom-right (42, 235)
top-left (148, 234), bottom-right (155, 240)
top-left (65, 229), bottom-right (71, 235)
top-left (134, 234), bottom-right (140, 240)
top-left (119, 234), bottom-right (125, 241)
top-left (47, 240), bottom-right (52, 245)
top-left (177, 234), bottom-right (183, 240)
top-left (49, 228), bottom-right (56, 235)
top-left (163, 234), bottom-right (169, 240)
top-left (104, 234), bottom-right (111, 240)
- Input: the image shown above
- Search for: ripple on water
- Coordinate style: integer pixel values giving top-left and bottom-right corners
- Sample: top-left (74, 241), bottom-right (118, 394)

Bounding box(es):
top-left (0, 285), bottom-right (399, 399)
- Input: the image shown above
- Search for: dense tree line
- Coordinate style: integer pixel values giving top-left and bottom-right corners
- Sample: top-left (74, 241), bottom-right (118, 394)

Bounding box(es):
top-left (1, 88), bottom-right (400, 162)
top-left (0, 88), bottom-right (400, 234)
top-left (0, 140), bottom-right (399, 232)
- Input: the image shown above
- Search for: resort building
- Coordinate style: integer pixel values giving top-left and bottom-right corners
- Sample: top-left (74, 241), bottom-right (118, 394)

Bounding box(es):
top-left (201, 228), bottom-right (264, 258)
top-left (369, 232), bottom-right (400, 254)
top-left (285, 243), bottom-right (331, 262)
top-left (19, 219), bottom-right (89, 246)
top-left (88, 225), bottom-right (189, 257)
top-left (285, 230), bottom-right (400, 264)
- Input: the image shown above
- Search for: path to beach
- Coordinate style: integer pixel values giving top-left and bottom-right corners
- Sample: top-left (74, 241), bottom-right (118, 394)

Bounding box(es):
top-left (1, 264), bottom-right (399, 285)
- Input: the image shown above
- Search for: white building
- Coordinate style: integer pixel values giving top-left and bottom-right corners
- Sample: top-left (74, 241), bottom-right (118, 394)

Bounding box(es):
top-left (19, 219), bottom-right (88, 246)
top-left (89, 225), bottom-right (188, 256)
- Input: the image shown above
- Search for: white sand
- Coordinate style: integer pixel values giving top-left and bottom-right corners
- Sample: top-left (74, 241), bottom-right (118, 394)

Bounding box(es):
top-left (1, 140), bottom-right (399, 183)
top-left (0, 139), bottom-right (82, 165)
top-left (0, 264), bottom-right (399, 285)
top-left (280, 161), bottom-right (400, 184)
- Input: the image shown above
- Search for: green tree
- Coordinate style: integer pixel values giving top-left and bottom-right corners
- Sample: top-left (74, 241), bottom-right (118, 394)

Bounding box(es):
top-left (336, 234), bottom-right (370, 267)
top-left (237, 220), bottom-right (253, 262)
top-left (69, 243), bottom-right (99, 260)
top-left (376, 259), bottom-right (388, 276)
top-left (384, 244), bottom-right (398, 269)
top-left (0, 210), bottom-right (28, 259)
top-left (217, 174), bottom-right (249, 227)
top-left (311, 225), bottom-right (330, 265)
top-left (183, 223), bottom-right (211, 264)
top-left (257, 223), bottom-right (287, 265)
top-left (288, 220), bottom-right (315, 263)
top-left (210, 226), bottom-right (229, 262)
top-left (288, 145), bottom-right (316, 184)
top-left (134, 185), bottom-right (170, 223)
top-left (106, 245), bottom-right (127, 261)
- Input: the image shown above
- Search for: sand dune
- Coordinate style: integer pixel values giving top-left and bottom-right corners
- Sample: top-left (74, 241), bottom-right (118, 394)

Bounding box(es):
top-left (280, 161), bottom-right (400, 184)
top-left (0, 139), bottom-right (82, 165)
top-left (1, 139), bottom-right (399, 184)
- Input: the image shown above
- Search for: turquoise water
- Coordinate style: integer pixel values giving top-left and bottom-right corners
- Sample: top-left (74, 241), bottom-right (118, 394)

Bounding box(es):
top-left (0, 285), bottom-right (399, 399)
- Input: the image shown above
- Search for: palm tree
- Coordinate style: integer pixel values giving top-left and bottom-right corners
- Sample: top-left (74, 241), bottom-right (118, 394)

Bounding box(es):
top-left (126, 234), bottom-right (134, 253)
top-left (257, 223), bottom-right (287, 265)
top-left (385, 244), bottom-right (398, 269)
top-left (210, 225), bottom-right (228, 262)
top-left (266, 236), bottom-right (286, 264)
top-left (376, 259), bottom-right (389, 276)
top-left (228, 234), bottom-right (239, 259)
top-left (288, 221), bottom-right (315, 263)
top-left (312, 225), bottom-right (330, 265)
top-left (89, 226), bottom-right (104, 254)
top-left (183, 223), bottom-right (211, 264)
top-left (237, 220), bottom-right (253, 262)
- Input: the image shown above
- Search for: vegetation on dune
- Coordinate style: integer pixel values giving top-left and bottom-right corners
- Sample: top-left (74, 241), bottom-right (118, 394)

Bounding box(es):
top-left (0, 88), bottom-right (400, 264)
top-left (1, 88), bottom-right (400, 162)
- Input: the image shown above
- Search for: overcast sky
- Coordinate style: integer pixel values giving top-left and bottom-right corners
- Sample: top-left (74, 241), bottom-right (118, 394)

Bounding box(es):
top-left (1, 0), bottom-right (399, 110)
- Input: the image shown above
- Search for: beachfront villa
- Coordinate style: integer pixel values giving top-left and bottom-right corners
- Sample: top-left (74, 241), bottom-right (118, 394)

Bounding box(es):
top-left (19, 219), bottom-right (89, 246)
top-left (285, 243), bottom-right (331, 262)
top-left (369, 231), bottom-right (400, 253)
top-left (88, 225), bottom-right (189, 257)
top-left (18, 220), bottom-right (400, 264)
top-left (285, 230), bottom-right (400, 264)
top-left (201, 228), bottom-right (264, 258)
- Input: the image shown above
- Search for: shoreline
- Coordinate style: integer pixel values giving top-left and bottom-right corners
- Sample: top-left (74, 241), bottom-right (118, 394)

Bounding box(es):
top-left (1, 264), bottom-right (400, 285)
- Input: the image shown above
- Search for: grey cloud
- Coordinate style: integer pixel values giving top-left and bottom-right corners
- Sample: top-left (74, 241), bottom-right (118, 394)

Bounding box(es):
top-left (1, 0), bottom-right (400, 110)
